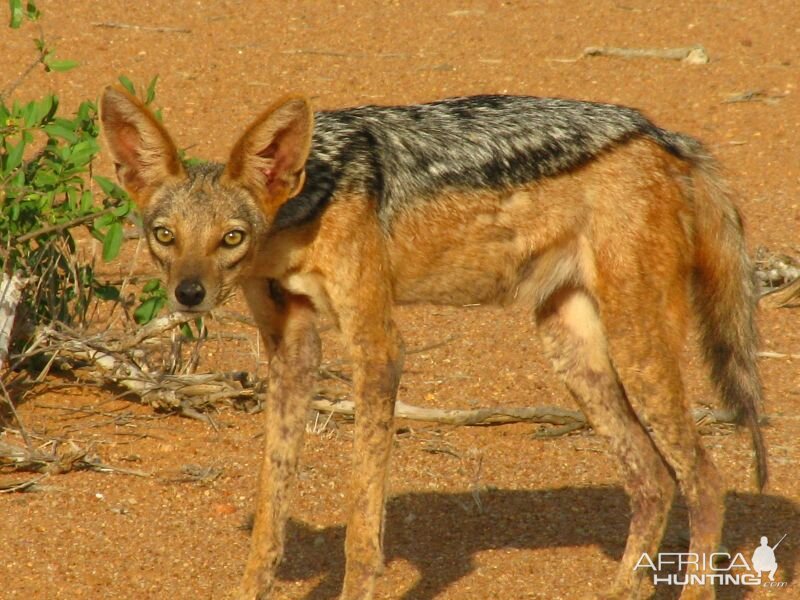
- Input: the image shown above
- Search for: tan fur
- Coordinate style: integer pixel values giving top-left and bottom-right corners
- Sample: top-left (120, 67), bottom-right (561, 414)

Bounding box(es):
top-left (100, 89), bottom-right (764, 600)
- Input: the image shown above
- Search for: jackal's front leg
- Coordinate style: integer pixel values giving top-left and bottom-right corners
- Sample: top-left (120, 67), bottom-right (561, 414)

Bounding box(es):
top-left (340, 316), bottom-right (403, 599)
top-left (237, 281), bottom-right (320, 600)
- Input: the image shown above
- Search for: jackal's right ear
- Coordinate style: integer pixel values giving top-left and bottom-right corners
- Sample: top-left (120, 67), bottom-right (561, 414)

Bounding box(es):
top-left (223, 95), bottom-right (313, 211)
top-left (99, 86), bottom-right (184, 205)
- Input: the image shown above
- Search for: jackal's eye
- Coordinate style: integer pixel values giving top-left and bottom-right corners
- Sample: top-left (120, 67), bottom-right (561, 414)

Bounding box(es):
top-left (222, 229), bottom-right (245, 248)
top-left (153, 226), bottom-right (175, 245)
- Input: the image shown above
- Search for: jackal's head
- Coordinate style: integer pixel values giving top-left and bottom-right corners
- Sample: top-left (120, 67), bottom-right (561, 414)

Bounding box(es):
top-left (99, 87), bottom-right (313, 312)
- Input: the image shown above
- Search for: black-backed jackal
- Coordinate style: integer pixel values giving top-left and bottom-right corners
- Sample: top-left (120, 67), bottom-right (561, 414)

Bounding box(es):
top-left (101, 89), bottom-right (767, 599)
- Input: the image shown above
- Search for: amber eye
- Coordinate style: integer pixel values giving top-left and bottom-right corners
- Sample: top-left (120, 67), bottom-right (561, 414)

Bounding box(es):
top-left (222, 230), bottom-right (245, 248)
top-left (153, 226), bottom-right (174, 245)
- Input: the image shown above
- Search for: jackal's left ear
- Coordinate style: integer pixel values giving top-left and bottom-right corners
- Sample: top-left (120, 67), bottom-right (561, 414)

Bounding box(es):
top-left (99, 86), bottom-right (185, 206)
top-left (224, 95), bottom-right (313, 207)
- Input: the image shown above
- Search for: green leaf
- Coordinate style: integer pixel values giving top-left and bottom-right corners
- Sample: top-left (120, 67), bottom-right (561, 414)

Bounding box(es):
top-left (111, 200), bottom-right (131, 217)
top-left (76, 100), bottom-right (94, 123)
top-left (93, 211), bottom-right (115, 229)
top-left (9, 0), bottom-right (23, 28)
top-left (94, 174), bottom-right (126, 197)
top-left (66, 139), bottom-right (99, 168)
top-left (66, 187), bottom-right (79, 210)
top-left (41, 94), bottom-right (58, 122)
top-left (180, 322), bottom-right (194, 340)
top-left (133, 296), bottom-right (164, 324)
top-left (43, 122), bottom-right (77, 143)
top-left (118, 74), bottom-right (135, 96)
top-left (101, 220), bottom-right (123, 261)
top-left (30, 96), bottom-right (50, 125)
top-left (93, 283), bottom-right (120, 301)
top-left (32, 169), bottom-right (58, 188)
top-left (145, 75), bottom-right (159, 104)
top-left (21, 101), bottom-right (37, 127)
top-left (25, 0), bottom-right (39, 20)
top-left (44, 58), bottom-right (79, 73)
top-left (142, 278), bottom-right (162, 293)
top-left (80, 190), bottom-right (93, 212)
top-left (4, 139), bottom-right (25, 173)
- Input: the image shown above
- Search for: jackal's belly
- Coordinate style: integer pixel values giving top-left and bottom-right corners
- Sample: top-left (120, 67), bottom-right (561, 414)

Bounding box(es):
top-left (387, 187), bottom-right (584, 306)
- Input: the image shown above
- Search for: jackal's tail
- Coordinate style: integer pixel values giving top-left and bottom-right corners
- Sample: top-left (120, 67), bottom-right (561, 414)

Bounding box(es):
top-left (677, 137), bottom-right (767, 490)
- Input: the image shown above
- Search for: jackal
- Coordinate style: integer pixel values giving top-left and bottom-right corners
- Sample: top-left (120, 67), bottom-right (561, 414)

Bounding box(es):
top-left (100, 88), bottom-right (767, 600)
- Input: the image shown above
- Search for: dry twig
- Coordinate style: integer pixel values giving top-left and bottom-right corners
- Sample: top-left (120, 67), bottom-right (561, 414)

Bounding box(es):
top-left (0, 438), bottom-right (149, 477)
top-left (583, 45), bottom-right (710, 64)
top-left (1, 272), bottom-right (31, 371)
top-left (25, 313), bottom-right (753, 433)
top-left (92, 22), bottom-right (191, 34)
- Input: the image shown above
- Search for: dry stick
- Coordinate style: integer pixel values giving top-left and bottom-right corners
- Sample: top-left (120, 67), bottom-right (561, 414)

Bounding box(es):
top-left (757, 350), bottom-right (800, 360)
top-left (36, 327), bottom-right (180, 408)
top-left (31, 324), bottom-right (744, 431)
top-left (105, 311), bottom-right (199, 352)
top-left (34, 322), bottom-right (745, 430)
top-left (0, 439), bottom-right (149, 477)
top-left (0, 378), bottom-right (33, 449)
top-left (0, 474), bottom-right (49, 493)
top-left (582, 45), bottom-right (710, 64)
top-left (36, 324), bottom-right (583, 427)
top-left (0, 23), bottom-right (52, 101)
top-left (760, 277), bottom-right (800, 308)
top-left (310, 397), bottom-right (734, 429)
top-left (91, 22), bottom-right (191, 34)
top-left (312, 397), bottom-right (586, 426)
top-left (0, 272), bottom-right (29, 371)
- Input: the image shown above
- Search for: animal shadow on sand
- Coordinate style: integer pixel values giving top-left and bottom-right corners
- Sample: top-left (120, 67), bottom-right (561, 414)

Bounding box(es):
top-left (273, 486), bottom-right (797, 599)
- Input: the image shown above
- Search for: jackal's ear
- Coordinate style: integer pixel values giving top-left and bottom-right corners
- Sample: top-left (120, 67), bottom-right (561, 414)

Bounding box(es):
top-left (223, 95), bottom-right (313, 208)
top-left (99, 86), bottom-right (184, 205)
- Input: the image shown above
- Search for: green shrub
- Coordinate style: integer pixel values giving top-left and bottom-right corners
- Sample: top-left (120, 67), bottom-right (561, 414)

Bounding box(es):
top-left (2, 0), bottom-right (167, 363)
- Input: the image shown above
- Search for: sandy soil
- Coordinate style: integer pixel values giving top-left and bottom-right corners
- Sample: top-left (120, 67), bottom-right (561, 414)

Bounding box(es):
top-left (1, 1), bottom-right (799, 599)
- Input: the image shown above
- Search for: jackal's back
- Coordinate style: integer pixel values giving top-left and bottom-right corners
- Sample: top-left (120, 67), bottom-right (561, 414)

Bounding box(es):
top-left (283, 95), bottom-right (702, 229)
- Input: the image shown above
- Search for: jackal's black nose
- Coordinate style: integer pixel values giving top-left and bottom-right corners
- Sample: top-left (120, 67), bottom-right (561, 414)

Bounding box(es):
top-left (175, 279), bottom-right (206, 307)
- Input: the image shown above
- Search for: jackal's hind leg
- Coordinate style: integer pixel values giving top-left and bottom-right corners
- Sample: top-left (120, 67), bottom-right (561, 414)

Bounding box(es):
top-left (536, 288), bottom-right (676, 600)
top-left (599, 299), bottom-right (723, 600)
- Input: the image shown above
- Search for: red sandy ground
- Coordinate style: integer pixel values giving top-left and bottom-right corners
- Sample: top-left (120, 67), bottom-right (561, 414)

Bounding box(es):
top-left (1, 1), bottom-right (799, 599)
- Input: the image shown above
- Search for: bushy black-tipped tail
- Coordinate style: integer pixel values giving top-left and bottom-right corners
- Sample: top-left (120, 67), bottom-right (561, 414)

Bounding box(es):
top-left (685, 149), bottom-right (767, 490)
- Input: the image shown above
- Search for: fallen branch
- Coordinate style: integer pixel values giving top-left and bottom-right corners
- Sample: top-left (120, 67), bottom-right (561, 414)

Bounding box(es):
top-left (311, 397), bottom-right (586, 427)
top-left (0, 272), bottom-right (30, 371)
top-left (28, 317), bottom-right (751, 432)
top-left (583, 45), bottom-right (710, 64)
top-left (104, 310), bottom-right (199, 352)
top-left (91, 22), bottom-right (191, 33)
top-left (0, 438), bottom-right (149, 477)
top-left (0, 474), bottom-right (49, 493)
top-left (755, 248), bottom-right (800, 308)
top-left (760, 277), bottom-right (800, 308)
top-left (757, 350), bottom-right (800, 360)
top-left (311, 397), bottom-right (740, 431)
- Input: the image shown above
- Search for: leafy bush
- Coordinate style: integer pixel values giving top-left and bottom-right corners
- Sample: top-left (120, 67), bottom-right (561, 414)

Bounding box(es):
top-left (1, 1), bottom-right (166, 363)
